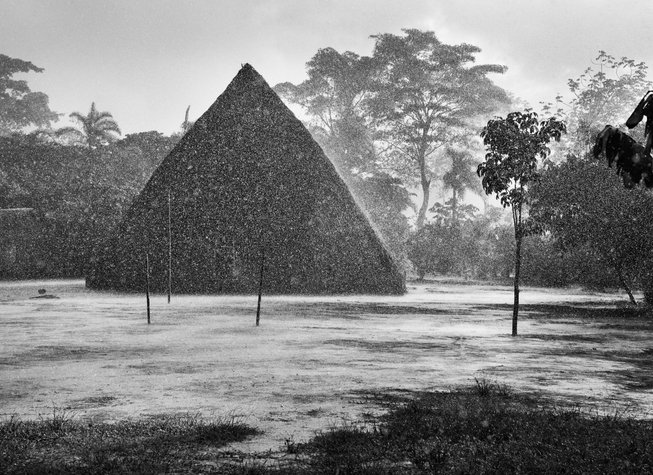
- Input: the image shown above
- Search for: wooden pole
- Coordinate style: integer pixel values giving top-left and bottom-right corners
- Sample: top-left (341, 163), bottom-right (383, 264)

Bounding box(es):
top-left (145, 253), bottom-right (151, 324)
top-left (167, 189), bottom-right (172, 304)
top-left (256, 248), bottom-right (264, 326)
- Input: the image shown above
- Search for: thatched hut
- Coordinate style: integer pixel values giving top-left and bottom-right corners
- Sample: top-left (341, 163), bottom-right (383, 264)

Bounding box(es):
top-left (86, 64), bottom-right (405, 294)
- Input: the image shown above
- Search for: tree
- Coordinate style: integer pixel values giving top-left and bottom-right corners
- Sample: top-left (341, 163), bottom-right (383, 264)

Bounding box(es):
top-left (0, 133), bottom-right (155, 277)
top-left (407, 221), bottom-right (460, 279)
top-left (181, 105), bottom-right (193, 133)
top-left (346, 172), bottom-right (413, 260)
top-left (0, 53), bottom-right (58, 134)
top-left (171, 106), bottom-right (195, 141)
top-left (441, 146), bottom-right (479, 227)
top-left (0, 168), bottom-right (30, 208)
top-left (406, 202), bottom-right (517, 280)
top-left (275, 47), bottom-right (412, 259)
top-left (57, 102), bottom-right (121, 148)
top-left (532, 156), bottom-right (653, 303)
top-left (117, 131), bottom-right (175, 169)
top-left (547, 51), bottom-right (652, 156)
top-left (533, 53), bottom-right (653, 303)
top-left (470, 207), bottom-right (515, 280)
top-left (478, 110), bottom-right (565, 336)
top-left (368, 29), bottom-right (510, 228)
top-left (275, 47), bottom-right (377, 173)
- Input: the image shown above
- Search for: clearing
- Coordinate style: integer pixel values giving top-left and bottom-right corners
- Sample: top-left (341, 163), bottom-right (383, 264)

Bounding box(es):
top-left (1, 279), bottom-right (651, 453)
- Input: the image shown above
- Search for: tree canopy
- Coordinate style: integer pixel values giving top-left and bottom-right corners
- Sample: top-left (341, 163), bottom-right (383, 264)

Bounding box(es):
top-left (478, 110), bottom-right (566, 335)
top-left (549, 51), bottom-right (652, 155)
top-left (275, 46), bottom-right (410, 259)
top-left (0, 54), bottom-right (59, 134)
top-left (276, 29), bottom-right (510, 231)
top-left (275, 47), bottom-right (377, 173)
top-left (57, 102), bottom-right (121, 148)
top-left (369, 29), bottom-right (510, 227)
top-left (532, 156), bottom-right (652, 304)
top-left (532, 52), bottom-right (653, 303)
top-left (479, 111), bottom-right (566, 211)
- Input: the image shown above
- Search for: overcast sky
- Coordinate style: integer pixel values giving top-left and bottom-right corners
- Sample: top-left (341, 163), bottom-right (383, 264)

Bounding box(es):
top-left (3, 0), bottom-right (653, 135)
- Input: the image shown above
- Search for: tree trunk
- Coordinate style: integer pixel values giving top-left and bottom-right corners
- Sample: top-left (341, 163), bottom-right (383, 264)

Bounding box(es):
top-left (415, 133), bottom-right (432, 229)
top-left (512, 234), bottom-right (522, 337)
top-left (451, 188), bottom-right (458, 228)
top-left (416, 170), bottom-right (431, 229)
top-left (615, 265), bottom-right (637, 306)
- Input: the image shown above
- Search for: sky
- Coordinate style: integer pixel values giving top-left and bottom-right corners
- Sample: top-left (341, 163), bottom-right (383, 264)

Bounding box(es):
top-left (3, 0), bottom-right (653, 135)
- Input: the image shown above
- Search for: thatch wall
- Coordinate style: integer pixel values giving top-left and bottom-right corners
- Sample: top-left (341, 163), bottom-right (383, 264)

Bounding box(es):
top-left (86, 64), bottom-right (405, 294)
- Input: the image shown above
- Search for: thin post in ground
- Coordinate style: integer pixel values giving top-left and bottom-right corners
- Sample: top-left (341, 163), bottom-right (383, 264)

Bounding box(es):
top-left (167, 189), bottom-right (172, 304)
top-left (256, 248), bottom-right (264, 326)
top-left (145, 253), bottom-right (151, 324)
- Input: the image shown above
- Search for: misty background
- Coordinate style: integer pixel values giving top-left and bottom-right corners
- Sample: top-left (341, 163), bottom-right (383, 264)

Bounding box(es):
top-left (3, 0), bottom-right (653, 303)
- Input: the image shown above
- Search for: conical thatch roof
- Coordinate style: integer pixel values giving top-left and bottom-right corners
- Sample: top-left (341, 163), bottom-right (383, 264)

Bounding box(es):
top-left (86, 64), bottom-right (405, 294)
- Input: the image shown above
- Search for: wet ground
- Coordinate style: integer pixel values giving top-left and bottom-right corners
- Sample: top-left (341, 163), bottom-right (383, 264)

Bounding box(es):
top-left (1, 279), bottom-right (651, 452)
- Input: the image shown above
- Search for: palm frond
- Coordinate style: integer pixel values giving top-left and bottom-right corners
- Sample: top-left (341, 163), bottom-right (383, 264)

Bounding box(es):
top-left (55, 126), bottom-right (83, 137)
top-left (64, 102), bottom-right (122, 146)
top-left (68, 112), bottom-right (88, 124)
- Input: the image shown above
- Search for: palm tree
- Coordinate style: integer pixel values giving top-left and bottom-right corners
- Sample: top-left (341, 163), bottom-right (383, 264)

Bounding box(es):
top-left (181, 105), bottom-right (193, 133)
top-left (56, 102), bottom-right (121, 148)
top-left (441, 147), bottom-right (478, 227)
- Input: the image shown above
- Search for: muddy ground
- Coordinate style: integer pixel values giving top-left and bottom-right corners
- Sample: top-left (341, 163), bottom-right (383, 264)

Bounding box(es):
top-left (1, 279), bottom-right (651, 453)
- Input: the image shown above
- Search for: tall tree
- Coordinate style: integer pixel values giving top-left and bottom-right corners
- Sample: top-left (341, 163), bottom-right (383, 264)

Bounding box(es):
top-left (551, 51), bottom-right (652, 155)
top-left (275, 47), bottom-right (377, 173)
top-left (57, 102), bottom-right (121, 148)
top-left (478, 110), bottom-right (565, 336)
top-left (0, 53), bottom-right (58, 134)
top-left (532, 157), bottom-right (652, 304)
top-left (441, 146), bottom-right (479, 227)
top-left (368, 29), bottom-right (510, 228)
top-left (181, 105), bottom-right (193, 133)
top-left (533, 53), bottom-right (653, 303)
top-left (275, 47), bottom-right (412, 259)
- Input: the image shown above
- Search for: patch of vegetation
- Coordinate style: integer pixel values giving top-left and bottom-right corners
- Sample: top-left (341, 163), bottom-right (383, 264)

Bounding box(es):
top-left (4, 384), bottom-right (652, 474)
top-left (291, 381), bottom-right (653, 474)
top-left (0, 410), bottom-right (259, 474)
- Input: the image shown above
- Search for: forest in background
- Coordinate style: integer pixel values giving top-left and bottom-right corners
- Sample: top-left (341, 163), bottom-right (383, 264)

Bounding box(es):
top-left (2, 30), bottom-right (653, 302)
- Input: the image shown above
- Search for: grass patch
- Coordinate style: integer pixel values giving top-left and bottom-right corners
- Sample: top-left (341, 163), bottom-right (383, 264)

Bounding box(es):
top-left (0, 410), bottom-right (259, 474)
top-left (292, 382), bottom-right (653, 474)
top-left (4, 385), bottom-right (652, 473)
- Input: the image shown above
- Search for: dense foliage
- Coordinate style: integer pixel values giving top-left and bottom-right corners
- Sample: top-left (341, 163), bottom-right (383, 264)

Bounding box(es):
top-left (3, 46), bottom-right (653, 299)
top-left (532, 156), bottom-right (653, 303)
top-left (0, 54), bottom-right (58, 133)
top-left (407, 202), bottom-right (514, 280)
top-left (368, 29), bottom-right (510, 228)
top-left (0, 132), bottom-right (174, 278)
top-left (276, 47), bottom-right (412, 262)
top-left (531, 52), bottom-right (653, 303)
top-left (276, 28), bottom-right (510, 241)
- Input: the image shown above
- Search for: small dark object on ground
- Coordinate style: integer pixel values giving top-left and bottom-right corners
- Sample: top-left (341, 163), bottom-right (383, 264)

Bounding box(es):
top-left (30, 290), bottom-right (59, 299)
